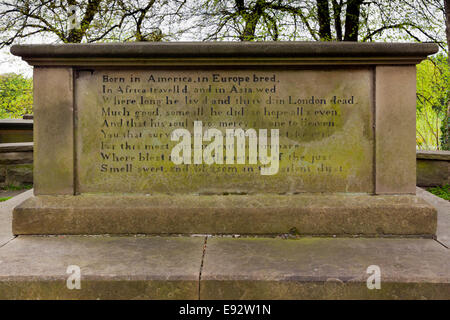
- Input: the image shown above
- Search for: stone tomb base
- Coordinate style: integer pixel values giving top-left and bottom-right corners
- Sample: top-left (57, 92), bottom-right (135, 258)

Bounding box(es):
top-left (10, 42), bottom-right (440, 237)
top-left (13, 194), bottom-right (436, 236)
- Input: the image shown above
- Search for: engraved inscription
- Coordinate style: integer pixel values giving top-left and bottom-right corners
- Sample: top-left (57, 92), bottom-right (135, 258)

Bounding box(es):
top-left (76, 69), bottom-right (374, 194)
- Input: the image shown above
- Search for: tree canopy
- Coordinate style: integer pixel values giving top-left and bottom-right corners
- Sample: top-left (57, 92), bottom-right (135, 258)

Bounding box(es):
top-left (0, 73), bottom-right (33, 118)
top-left (0, 1), bottom-right (447, 48)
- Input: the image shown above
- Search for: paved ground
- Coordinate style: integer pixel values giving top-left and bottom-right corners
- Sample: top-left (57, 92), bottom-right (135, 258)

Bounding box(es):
top-left (0, 190), bottom-right (32, 247)
top-left (417, 187), bottom-right (450, 248)
top-left (0, 189), bottom-right (448, 299)
top-left (0, 190), bottom-right (28, 199)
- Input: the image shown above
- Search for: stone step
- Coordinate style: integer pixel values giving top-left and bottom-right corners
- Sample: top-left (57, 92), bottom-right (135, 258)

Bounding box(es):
top-left (0, 234), bottom-right (448, 300)
top-left (0, 235), bottom-right (204, 300)
top-left (201, 237), bottom-right (449, 299)
top-left (13, 193), bottom-right (436, 236)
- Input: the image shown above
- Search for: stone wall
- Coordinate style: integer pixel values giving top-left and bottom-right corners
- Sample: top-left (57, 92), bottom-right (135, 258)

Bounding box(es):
top-left (0, 119), bottom-right (33, 143)
top-left (0, 142), bottom-right (33, 187)
top-left (416, 150), bottom-right (450, 187)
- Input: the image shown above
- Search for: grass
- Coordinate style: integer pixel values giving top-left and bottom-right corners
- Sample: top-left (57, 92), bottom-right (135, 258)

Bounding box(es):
top-left (428, 184), bottom-right (450, 201)
top-left (0, 184), bottom-right (32, 191)
top-left (0, 197), bottom-right (12, 202)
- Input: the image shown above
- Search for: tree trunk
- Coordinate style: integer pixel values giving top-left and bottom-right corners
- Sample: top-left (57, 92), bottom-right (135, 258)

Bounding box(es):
top-left (241, 15), bottom-right (259, 41)
top-left (343, 0), bottom-right (363, 41)
top-left (332, 0), bottom-right (343, 41)
top-left (444, 0), bottom-right (450, 150)
top-left (240, 0), bottom-right (265, 41)
top-left (317, 0), bottom-right (331, 40)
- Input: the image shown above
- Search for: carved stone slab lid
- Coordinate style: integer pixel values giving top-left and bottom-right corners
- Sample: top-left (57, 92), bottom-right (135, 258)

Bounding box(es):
top-left (11, 42), bottom-right (439, 66)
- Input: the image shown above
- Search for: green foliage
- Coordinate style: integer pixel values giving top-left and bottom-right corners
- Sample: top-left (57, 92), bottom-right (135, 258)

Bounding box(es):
top-left (440, 113), bottom-right (449, 150)
top-left (427, 184), bottom-right (450, 201)
top-left (0, 197), bottom-right (12, 202)
top-left (416, 55), bottom-right (449, 150)
top-left (0, 73), bottom-right (33, 119)
top-left (1, 184), bottom-right (33, 191)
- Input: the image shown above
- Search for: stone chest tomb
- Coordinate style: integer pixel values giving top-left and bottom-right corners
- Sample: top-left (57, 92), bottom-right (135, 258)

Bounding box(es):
top-left (11, 42), bottom-right (438, 236)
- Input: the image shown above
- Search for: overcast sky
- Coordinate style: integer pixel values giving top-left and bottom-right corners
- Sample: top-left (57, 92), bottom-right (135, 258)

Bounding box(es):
top-left (0, 32), bottom-right (62, 77)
